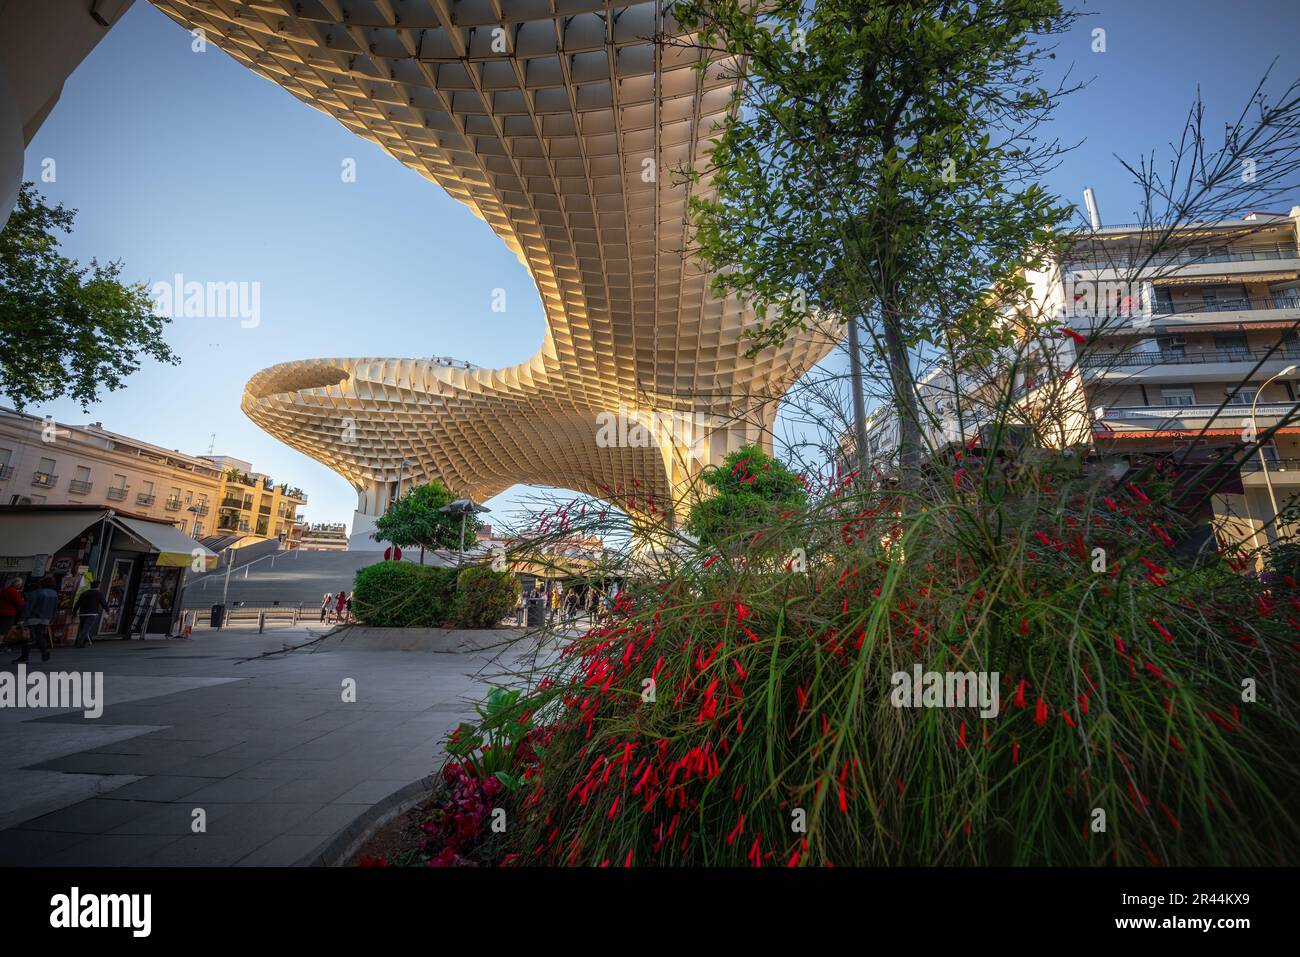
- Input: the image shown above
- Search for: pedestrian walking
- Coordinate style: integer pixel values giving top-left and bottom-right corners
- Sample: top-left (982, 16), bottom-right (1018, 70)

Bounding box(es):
top-left (73, 580), bottom-right (107, 647)
top-left (344, 592), bottom-right (354, 622)
top-left (0, 576), bottom-right (25, 640)
top-left (13, 575), bottom-right (57, 664)
top-left (319, 591), bottom-right (331, 623)
top-left (334, 590), bottom-right (347, 623)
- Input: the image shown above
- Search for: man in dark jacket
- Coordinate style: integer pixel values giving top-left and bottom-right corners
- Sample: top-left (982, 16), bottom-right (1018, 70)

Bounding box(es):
top-left (14, 575), bottom-right (57, 663)
top-left (74, 581), bottom-right (107, 648)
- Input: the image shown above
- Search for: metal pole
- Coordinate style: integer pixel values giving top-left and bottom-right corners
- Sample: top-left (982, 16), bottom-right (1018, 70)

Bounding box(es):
top-left (221, 548), bottom-right (232, 609)
top-left (459, 511), bottom-right (467, 566)
top-left (1250, 367), bottom-right (1293, 549)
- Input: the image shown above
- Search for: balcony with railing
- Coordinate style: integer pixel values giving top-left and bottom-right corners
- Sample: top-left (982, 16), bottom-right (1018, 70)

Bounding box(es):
top-left (31, 471), bottom-right (57, 488)
top-left (0, 465), bottom-right (13, 481)
top-left (68, 480), bottom-right (93, 494)
top-left (1239, 457), bottom-right (1300, 472)
top-left (1152, 293), bottom-right (1300, 316)
top-left (220, 496), bottom-right (247, 510)
top-left (135, 493), bottom-right (156, 506)
top-left (1065, 242), bottom-right (1300, 273)
top-left (1096, 401), bottom-right (1299, 433)
top-left (192, 503), bottom-right (209, 516)
top-left (106, 486), bottom-right (127, 501)
top-left (1079, 347), bottom-right (1300, 371)
top-left (165, 496), bottom-right (183, 510)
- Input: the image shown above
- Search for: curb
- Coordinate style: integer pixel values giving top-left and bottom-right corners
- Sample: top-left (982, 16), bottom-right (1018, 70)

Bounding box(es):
top-left (296, 774), bottom-right (436, 867)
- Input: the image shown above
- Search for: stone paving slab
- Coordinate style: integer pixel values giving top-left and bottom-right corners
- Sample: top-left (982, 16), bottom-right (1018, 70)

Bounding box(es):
top-left (0, 627), bottom-right (528, 865)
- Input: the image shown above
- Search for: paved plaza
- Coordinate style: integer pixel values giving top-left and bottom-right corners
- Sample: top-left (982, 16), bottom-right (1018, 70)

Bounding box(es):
top-left (0, 625), bottom-right (534, 866)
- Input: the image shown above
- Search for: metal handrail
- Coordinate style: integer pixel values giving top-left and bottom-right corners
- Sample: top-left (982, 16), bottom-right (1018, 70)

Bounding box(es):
top-left (1099, 402), bottom-right (1298, 420)
top-left (1240, 457), bottom-right (1300, 472)
top-left (1065, 245), bottom-right (1299, 271)
top-left (1080, 347), bottom-right (1300, 369)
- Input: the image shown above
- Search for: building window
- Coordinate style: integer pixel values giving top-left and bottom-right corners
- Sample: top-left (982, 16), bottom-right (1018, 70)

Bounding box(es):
top-left (1228, 387), bottom-right (1260, 406)
top-left (1214, 332), bottom-right (1249, 359)
top-left (33, 456), bottom-right (57, 487)
top-left (69, 465), bottom-right (93, 494)
top-left (1157, 336), bottom-right (1185, 357)
top-left (1161, 388), bottom-right (1196, 407)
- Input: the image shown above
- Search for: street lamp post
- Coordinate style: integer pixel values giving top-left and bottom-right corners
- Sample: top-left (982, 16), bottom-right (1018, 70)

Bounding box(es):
top-left (393, 459), bottom-right (413, 509)
top-left (439, 498), bottom-right (491, 567)
top-left (1249, 364), bottom-right (1296, 549)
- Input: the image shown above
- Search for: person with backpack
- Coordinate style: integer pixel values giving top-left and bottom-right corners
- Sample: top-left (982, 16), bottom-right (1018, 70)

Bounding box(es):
top-left (73, 580), bottom-right (108, 648)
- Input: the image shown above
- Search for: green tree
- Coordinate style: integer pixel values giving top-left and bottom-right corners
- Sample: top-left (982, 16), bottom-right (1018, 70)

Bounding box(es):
top-left (679, 0), bottom-right (1076, 472)
top-left (0, 181), bottom-right (178, 410)
top-left (685, 444), bottom-right (806, 545)
top-left (372, 479), bottom-right (484, 563)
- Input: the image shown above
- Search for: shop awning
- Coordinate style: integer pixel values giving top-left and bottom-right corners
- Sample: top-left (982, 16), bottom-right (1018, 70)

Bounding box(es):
top-left (114, 517), bottom-right (217, 569)
top-left (0, 509), bottom-right (111, 558)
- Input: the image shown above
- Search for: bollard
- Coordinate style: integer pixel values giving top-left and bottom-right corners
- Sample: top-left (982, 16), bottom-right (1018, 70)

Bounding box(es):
top-left (258, 610), bottom-right (266, 633)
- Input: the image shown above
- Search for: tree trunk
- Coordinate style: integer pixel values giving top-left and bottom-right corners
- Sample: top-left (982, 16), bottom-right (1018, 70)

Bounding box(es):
top-left (846, 314), bottom-right (871, 481)
top-left (419, 545), bottom-right (425, 565)
top-left (882, 291), bottom-right (922, 477)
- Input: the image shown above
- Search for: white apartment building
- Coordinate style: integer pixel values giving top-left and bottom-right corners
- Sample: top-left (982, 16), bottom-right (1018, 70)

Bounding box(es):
top-left (855, 205), bottom-right (1300, 551)
top-left (0, 407), bottom-right (223, 536)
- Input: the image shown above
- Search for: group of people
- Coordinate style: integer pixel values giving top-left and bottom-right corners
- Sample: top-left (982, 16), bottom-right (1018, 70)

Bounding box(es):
top-left (320, 590), bottom-right (353, 624)
top-left (0, 576), bottom-right (110, 663)
top-left (520, 582), bottom-right (602, 625)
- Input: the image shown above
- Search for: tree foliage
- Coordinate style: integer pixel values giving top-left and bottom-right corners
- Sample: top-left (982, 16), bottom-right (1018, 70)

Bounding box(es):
top-left (685, 444), bottom-right (806, 543)
top-left (0, 181), bottom-right (178, 410)
top-left (372, 479), bottom-right (484, 553)
top-left (677, 0), bottom-right (1078, 467)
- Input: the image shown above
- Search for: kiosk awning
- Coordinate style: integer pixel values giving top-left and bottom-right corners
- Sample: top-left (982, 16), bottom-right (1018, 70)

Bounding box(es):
top-left (114, 517), bottom-right (217, 569)
top-left (0, 509), bottom-right (111, 558)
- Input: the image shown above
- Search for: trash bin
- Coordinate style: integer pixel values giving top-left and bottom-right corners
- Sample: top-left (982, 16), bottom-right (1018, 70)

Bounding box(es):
top-left (210, 604), bottom-right (226, 629)
top-left (526, 596), bottom-right (546, 627)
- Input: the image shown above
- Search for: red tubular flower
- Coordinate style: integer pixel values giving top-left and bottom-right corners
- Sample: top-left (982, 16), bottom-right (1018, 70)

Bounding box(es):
top-left (1034, 697), bottom-right (1049, 725)
top-left (1150, 618), bottom-right (1174, 642)
top-left (1060, 327), bottom-right (1088, 346)
top-left (726, 814), bottom-right (745, 845)
top-left (1013, 679), bottom-right (1026, 708)
top-left (1012, 740), bottom-right (1020, 765)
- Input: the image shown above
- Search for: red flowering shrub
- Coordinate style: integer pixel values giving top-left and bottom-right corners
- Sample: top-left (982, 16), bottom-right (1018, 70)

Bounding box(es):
top-left (468, 450), bottom-right (1300, 866)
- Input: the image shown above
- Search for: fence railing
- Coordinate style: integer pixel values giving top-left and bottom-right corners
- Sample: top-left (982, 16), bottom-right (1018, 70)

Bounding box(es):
top-left (1079, 348), bottom-right (1300, 370)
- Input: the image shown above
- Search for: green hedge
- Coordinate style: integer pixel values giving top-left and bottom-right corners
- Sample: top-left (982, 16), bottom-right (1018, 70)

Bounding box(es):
top-left (352, 562), bottom-right (518, 628)
top-left (352, 562), bottom-right (457, 627)
top-left (451, 567), bottom-right (519, 628)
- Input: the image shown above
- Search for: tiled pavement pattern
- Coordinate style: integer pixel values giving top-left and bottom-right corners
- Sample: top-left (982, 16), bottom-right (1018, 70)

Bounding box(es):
top-left (0, 628), bottom-right (521, 866)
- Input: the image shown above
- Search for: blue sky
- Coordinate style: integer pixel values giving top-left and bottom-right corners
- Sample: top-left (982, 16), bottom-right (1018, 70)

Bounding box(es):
top-left (19, 0), bottom-right (1300, 531)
